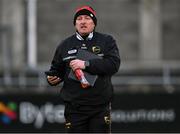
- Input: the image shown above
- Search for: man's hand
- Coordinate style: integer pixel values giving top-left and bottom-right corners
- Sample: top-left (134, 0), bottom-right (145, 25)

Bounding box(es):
top-left (47, 76), bottom-right (61, 85)
top-left (70, 59), bottom-right (85, 71)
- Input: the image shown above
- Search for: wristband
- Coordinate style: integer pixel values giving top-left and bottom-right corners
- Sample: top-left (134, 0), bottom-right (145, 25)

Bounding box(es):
top-left (85, 61), bottom-right (90, 68)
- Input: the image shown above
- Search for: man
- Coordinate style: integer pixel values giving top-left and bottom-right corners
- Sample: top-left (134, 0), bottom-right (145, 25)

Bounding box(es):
top-left (46, 5), bottom-right (120, 133)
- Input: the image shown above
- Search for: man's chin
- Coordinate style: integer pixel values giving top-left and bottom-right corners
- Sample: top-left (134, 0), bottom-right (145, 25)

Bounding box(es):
top-left (79, 31), bottom-right (89, 36)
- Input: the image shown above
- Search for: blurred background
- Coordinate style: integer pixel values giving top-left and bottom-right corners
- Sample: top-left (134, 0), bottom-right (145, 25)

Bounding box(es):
top-left (0, 0), bottom-right (180, 133)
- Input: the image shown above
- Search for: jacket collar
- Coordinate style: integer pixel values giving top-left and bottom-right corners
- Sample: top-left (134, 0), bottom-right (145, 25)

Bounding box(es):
top-left (76, 32), bottom-right (93, 41)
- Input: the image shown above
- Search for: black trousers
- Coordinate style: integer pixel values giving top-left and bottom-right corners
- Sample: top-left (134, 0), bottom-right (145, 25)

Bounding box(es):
top-left (64, 102), bottom-right (111, 133)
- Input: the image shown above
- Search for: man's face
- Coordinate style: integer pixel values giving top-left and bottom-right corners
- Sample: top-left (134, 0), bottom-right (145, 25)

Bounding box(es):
top-left (75, 15), bottom-right (95, 36)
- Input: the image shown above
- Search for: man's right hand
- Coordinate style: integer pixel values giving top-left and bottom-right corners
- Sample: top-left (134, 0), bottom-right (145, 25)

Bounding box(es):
top-left (47, 76), bottom-right (61, 85)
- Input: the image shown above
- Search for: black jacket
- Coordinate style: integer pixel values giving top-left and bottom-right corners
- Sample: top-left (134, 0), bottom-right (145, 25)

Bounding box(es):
top-left (49, 32), bottom-right (120, 105)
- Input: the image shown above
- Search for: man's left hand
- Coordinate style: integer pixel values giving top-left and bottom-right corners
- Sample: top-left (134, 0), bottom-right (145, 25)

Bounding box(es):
top-left (70, 59), bottom-right (85, 71)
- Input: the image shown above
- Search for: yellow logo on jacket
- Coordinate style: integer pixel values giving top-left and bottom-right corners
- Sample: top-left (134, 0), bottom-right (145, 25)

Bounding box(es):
top-left (92, 46), bottom-right (101, 54)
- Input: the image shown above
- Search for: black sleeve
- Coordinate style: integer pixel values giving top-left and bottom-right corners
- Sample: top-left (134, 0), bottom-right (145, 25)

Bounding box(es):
top-left (86, 35), bottom-right (121, 76)
top-left (48, 43), bottom-right (66, 86)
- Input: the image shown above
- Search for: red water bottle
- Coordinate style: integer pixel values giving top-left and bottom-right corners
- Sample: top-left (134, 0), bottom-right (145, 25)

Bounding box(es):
top-left (74, 69), bottom-right (90, 88)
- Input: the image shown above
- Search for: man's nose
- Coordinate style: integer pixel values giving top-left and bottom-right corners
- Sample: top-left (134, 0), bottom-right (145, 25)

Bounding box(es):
top-left (80, 18), bottom-right (86, 24)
